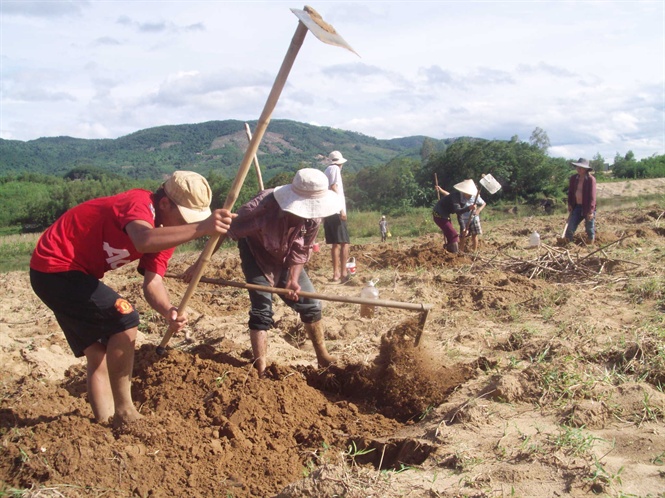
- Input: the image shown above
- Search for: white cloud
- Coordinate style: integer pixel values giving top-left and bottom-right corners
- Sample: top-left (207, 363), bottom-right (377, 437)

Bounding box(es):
top-left (0, 1), bottom-right (662, 162)
top-left (0, 0), bottom-right (90, 18)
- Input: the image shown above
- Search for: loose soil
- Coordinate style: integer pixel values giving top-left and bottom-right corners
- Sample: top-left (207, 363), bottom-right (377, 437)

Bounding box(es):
top-left (1, 191), bottom-right (664, 497)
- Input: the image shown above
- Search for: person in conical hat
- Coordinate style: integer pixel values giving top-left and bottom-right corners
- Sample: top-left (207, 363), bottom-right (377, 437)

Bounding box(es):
top-left (432, 178), bottom-right (479, 254)
top-left (453, 179), bottom-right (485, 252)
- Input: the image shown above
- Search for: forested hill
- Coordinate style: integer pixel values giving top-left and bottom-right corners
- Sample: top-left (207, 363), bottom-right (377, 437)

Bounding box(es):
top-left (0, 119), bottom-right (453, 181)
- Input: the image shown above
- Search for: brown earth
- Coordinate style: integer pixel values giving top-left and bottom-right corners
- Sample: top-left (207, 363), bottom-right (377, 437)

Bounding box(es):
top-left (1, 191), bottom-right (665, 497)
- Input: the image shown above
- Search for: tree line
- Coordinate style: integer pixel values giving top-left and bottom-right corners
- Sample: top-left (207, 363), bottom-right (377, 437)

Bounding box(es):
top-left (344, 130), bottom-right (664, 214)
top-left (1, 131), bottom-right (663, 234)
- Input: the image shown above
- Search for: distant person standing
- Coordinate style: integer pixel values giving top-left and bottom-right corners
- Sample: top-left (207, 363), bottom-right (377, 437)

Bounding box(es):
top-left (379, 215), bottom-right (388, 242)
top-left (565, 158), bottom-right (597, 244)
top-left (323, 150), bottom-right (350, 283)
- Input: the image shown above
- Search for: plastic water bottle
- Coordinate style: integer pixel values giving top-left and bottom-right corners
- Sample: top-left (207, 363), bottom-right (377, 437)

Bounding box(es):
top-left (360, 279), bottom-right (379, 318)
top-left (529, 231), bottom-right (541, 247)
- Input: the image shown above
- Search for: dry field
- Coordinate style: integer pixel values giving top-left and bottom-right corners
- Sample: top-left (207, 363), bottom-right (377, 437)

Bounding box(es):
top-left (1, 179), bottom-right (664, 497)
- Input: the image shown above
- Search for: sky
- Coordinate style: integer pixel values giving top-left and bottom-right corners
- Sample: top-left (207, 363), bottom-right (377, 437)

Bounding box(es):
top-left (1, 1), bottom-right (664, 163)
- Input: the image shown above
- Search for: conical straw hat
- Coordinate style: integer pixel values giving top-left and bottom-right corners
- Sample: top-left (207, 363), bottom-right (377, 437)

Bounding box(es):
top-left (453, 179), bottom-right (478, 196)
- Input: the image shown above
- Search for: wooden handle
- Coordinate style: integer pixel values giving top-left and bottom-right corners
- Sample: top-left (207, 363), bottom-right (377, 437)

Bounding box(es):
top-left (157, 22), bottom-right (310, 354)
top-left (165, 274), bottom-right (433, 312)
top-left (245, 123), bottom-right (264, 191)
top-left (434, 173), bottom-right (440, 200)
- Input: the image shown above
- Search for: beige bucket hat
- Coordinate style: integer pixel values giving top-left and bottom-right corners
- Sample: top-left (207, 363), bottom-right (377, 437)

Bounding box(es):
top-left (453, 179), bottom-right (478, 196)
top-left (273, 168), bottom-right (341, 219)
top-left (328, 150), bottom-right (347, 165)
top-left (163, 171), bottom-right (212, 223)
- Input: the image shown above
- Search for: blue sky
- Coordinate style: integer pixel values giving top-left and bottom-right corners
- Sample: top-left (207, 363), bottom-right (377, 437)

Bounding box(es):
top-left (1, 1), bottom-right (663, 162)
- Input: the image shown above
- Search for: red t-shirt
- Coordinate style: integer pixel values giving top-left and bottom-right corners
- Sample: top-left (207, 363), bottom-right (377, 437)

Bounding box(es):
top-left (30, 189), bottom-right (174, 279)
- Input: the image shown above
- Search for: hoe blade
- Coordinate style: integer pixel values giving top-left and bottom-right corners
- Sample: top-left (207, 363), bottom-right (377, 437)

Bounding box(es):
top-left (480, 173), bottom-right (502, 195)
top-left (291, 6), bottom-right (359, 56)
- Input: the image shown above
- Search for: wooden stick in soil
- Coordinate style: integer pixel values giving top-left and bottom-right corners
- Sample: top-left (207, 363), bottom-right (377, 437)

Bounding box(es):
top-left (157, 20), bottom-right (312, 355)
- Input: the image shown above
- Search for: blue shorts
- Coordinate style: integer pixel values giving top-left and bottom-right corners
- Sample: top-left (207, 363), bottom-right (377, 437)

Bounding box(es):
top-left (30, 269), bottom-right (140, 357)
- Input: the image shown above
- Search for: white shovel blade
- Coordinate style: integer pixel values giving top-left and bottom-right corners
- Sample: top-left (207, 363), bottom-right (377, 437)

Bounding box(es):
top-left (291, 8), bottom-right (359, 56)
top-left (480, 174), bottom-right (502, 194)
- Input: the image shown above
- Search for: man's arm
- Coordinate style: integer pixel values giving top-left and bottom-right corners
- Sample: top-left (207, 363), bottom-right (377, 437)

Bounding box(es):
top-left (142, 270), bottom-right (188, 333)
top-left (126, 209), bottom-right (234, 253)
top-left (329, 183), bottom-right (347, 219)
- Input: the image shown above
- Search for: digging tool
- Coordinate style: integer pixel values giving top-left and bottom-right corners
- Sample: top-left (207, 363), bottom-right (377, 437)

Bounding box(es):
top-left (461, 173), bottom-right (502, 237)
top-left (478, 173), bottom-right (501, 195)
top-left (244, 122), bottom-right (264, 191)
top-left (157, 6), bottom-right (358, 355)
top-left (434, 173), bottom-right (440, 200)
top-left (164, 274), bottom-right (433, 347)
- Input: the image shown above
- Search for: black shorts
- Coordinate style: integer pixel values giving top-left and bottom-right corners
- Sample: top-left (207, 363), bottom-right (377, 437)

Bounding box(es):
top-left (323, 214), bottom-right (350, 244)
top-left (30, 269), bottom-right (140, 357)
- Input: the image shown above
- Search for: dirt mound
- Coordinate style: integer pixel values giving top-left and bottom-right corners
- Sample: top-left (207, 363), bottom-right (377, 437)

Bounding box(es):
top-left (303, 319), bottom-right (476, 423)
top-left (2, 342), bottom-right (411, 497)
top-left (2, 313), bottom-right (474, 497)
top-left (2, 201), bottom-right (665, 497)
top-left (351, 235), bottom-right (469, 271)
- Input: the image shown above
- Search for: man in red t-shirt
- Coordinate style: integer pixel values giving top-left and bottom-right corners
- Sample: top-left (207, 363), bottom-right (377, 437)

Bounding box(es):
top-left (30, 171), bottom-right (234, 427)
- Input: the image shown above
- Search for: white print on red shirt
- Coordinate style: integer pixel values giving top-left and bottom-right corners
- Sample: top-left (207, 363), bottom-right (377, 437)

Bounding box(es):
top-left (103, 242), bottom-right (131, 269)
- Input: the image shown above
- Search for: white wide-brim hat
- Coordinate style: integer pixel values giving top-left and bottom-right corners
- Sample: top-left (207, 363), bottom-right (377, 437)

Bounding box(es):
top-left (571, 158), bottom-right (592, 169)
top-left (273, 168), bottom-right (341, 219)
top-left (453, 179), bottom-right (478, 196)
top-left (328, 150), bottom-right (347, 165)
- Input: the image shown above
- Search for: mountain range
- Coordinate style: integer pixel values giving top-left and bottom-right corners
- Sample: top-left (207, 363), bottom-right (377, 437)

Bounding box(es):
top-left (0, 119), bottom-right (454, 180)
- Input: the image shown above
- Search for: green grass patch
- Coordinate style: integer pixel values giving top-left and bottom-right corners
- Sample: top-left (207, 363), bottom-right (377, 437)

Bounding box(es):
top-left (0, 234), bottom-right (39, 272)
top-left (344, 208), bottom-right (438, 241)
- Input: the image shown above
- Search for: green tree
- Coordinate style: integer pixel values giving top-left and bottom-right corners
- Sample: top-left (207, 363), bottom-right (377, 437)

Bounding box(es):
top-left (420, 137), bottom-right (566, 204)
top-left (590, 153), bottom-right (606, 172)
top-left (420, 137), bottom-right (436, 162)
top-left (529, 127), bottom-right (550, 152)
top-left (347, 157), bottom-right (426, 213)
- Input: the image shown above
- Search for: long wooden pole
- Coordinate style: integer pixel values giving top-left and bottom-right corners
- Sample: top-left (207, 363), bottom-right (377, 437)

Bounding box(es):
top-left (166, 274), bottom-right (433, 312)
top-left (245, 122), bottom-right (264, 191)
top-left (157, 21), bottom-right (310, 354)
top-left (166, 274), bottom-right (433, 347)
top-left (434, 173), bottom-right (440, 200)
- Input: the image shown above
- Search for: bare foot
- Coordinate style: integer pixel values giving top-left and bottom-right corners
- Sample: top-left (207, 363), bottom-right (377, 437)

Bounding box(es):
top-left (112, 408), bottom-right (143, 429)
